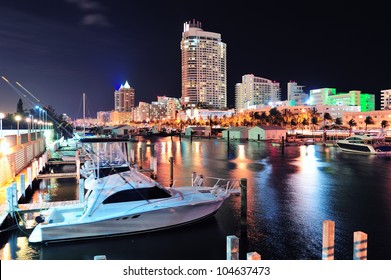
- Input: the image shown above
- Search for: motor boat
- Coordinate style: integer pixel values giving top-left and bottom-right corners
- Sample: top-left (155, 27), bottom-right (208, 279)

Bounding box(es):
top-left (336, 132), bottom-right (391, 155)
top-left (28, 138), bottom-right (239, 243)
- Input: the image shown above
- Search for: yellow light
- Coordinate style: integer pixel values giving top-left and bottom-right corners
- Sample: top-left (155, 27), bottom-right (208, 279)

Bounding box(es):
top-left (15, 115), bottom-right (22, 121)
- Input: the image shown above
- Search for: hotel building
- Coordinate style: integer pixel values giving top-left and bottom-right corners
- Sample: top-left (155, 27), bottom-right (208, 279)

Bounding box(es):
top-left (180, 20), bottom-right (227, 109)
top-left (114, 81), bottom-right (135, 112)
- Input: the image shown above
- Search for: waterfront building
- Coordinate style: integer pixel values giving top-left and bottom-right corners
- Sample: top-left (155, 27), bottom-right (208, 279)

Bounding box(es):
top-left (309, 88), bottom-right (375, 112)
top-left (246, 104), bottom-right (360, 122)
top-left (248, 125), bottom-right (287, 141)
top-left (287, 81), bottom-right (308, 106)
top-left (132, 102), bottom-right (150, 122)
top-left (180, 107), bottom-right (235, 121)
top-left (157, 96), bottom-right (182, 120)
top-left (109, 111), bottom-right (133, 124)
top-left (381, 89), bottom-right (391, 110)
top-left (342, 109), bottom-right (391, 131)
top-left (222, 126), bottom-right (248, 140)
top-left (235, 74), bottom-right (281, 112)
top-left (180, 20), bottom-right (227, 109)
top-left (150, 101), bottom-right (167, 122)
top-left (114, 81), bottom-right (135, 112)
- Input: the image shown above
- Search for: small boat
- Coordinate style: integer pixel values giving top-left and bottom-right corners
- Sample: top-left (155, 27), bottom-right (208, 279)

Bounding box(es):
top-left (28, 138), bottom-right (239, 243)
top-left (336, 132), bottom-right (391, 155)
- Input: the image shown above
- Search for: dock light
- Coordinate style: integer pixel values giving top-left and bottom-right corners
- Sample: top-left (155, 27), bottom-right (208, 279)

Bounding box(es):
top-left (15, 115), bottom-right (22, 136)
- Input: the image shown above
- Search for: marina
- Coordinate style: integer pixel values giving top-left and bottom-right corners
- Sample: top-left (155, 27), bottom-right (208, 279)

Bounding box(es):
top-left (1, 136), bottom-right (391, 260)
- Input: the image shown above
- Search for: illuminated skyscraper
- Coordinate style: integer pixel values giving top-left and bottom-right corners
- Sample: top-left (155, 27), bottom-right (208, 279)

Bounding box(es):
top-left (114, 81), bottom-right (135, 112)
top-left (235, 74), bottom-right (281, 112)
top-left (180, 20), bottom-right (227, 109)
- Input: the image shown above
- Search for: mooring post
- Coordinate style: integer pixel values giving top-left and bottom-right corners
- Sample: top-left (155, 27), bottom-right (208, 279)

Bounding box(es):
top-left (322, 220), bottom-right (335, 260)
top-left (247, 252), bottom-right (262, 260)
top-left (6, 183), bottom-right (18, 217)
top-left (281, 136), bottom-right (285, 153)
top-left (79, 178), bottom-right (85, 203)
top-left (240, 178), bottom-right (248, 259)
top-left (240, 178), bottom-right (248, 230)
top-left (130, 149), bottom-right (135, 165)
top-left (226, 235), bottom-right (239, 260)
top-left (20, 173), bottom-right (26, 198)
top-left (169, 156), bottom-right (174, 187)
top-left (27, 167), bottom-right (32, 188)
top-left (353, 231), bottom-right (368, 260)
top-left (192, 172), bottom-right (197, 186)
top-left (139, 147), bottom-right (143, 168)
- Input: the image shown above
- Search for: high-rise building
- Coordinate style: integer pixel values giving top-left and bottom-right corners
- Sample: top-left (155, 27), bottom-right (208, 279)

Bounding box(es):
top-left (114, 81), bottom-right (135, 112)
top-left (287, 81), bottom-right (308, 106)
top-left (235, 74), bottom-right (281, 112)
top-left (380, 89), bottom-right (391, 110)
top-left (180, 20), bottom-right (227, 109)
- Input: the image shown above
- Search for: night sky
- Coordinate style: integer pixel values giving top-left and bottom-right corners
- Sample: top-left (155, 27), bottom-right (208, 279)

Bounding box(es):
top-left (1, 1), bottom-right (390, 119)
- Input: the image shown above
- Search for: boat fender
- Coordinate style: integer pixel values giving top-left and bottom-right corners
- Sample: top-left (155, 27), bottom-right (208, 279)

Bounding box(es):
top-left (35, 215), bottom-right (45, 224)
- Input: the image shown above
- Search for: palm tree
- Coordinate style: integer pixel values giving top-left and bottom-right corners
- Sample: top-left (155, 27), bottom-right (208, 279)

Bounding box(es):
top-left (348, 119), bottom-right (357, 136)
top-left (381, 120), bottom-right (389, 134)
top-left (364, 116), bottom-right (375, 132)
top-left (323, 112), bottom-right (333, 130)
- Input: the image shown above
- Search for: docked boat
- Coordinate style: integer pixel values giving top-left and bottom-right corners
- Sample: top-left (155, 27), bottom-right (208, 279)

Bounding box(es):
top-left (28, 138), bottom-right (239, 243)
top-left (336, 132), bottom-right (391, 155)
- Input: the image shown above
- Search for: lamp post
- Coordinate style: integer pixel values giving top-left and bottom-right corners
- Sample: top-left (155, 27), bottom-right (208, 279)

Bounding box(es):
top-left (33, 119), bottom-right (38, 132)
top-left (15, 115), bottom-right (22, 136)
top-left (26, 117), bottom-right (31, 140)
top-left (0, 112), bottom-right (4, 138)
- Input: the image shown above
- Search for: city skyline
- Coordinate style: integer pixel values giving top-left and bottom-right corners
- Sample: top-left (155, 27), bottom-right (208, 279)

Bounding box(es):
top-left (1, 1), bottom-right (390, 118)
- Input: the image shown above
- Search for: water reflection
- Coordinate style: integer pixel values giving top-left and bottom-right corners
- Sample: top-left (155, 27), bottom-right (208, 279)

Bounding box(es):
top-left (1, 138), bottom-right (391, 260)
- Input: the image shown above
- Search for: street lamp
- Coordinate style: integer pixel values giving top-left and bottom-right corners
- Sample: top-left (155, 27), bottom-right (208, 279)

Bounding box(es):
top-left (33, 119), bottom-right (38, 132)
top-left (26, 117), bottom-right (31, 134)
top-left (15, 115), bottom-right (21, 136)
top-left (0, 112), bottom-right (4, 138)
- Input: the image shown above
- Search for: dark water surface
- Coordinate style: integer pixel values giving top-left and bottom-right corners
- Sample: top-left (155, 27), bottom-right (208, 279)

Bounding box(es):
top-left (1, 137), bottom-right (391, 260)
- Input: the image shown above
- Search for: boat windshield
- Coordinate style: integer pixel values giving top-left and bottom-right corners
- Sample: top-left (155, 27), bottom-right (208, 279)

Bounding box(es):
top-left (83, 140), bottom-right (129, 168)
top-left (102, 186), bottom-right (171, 204)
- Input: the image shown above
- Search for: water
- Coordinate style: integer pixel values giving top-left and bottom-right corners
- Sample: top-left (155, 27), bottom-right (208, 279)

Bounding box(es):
top-left (1, 137), bottom-right (391, 260)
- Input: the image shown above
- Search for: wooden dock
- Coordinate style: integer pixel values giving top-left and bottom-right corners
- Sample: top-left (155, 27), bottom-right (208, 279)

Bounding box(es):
top-left (16, 200), bottom-right (81, 213)
top-left (36, 172), bottom-right (78, 179)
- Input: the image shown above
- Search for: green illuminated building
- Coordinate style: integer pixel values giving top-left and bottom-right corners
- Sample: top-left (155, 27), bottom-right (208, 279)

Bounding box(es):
top-left (309, 89), bottom-right (375, 112)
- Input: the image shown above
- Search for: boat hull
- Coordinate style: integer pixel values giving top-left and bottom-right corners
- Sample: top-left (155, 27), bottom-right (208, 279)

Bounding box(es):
top-left (29, 198), bottom-right (225, 243)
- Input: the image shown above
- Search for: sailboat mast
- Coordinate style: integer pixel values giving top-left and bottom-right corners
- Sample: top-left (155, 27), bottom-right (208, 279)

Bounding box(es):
top-left (83, 93), bottom-right (86, 137)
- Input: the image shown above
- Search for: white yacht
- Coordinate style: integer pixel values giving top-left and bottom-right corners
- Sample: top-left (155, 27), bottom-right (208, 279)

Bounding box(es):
top-left (336, 132), bottom-right (391, 155)
top-left (28, 138), bottom-right (239, 243)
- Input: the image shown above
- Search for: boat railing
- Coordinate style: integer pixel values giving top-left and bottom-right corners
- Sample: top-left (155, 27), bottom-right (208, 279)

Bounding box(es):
top-left (159, 176), bottom-right (240, 195)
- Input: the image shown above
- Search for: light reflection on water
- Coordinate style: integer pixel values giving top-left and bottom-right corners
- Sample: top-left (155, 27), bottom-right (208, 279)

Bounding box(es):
top-left (1, 138), bottom-right (391, 260)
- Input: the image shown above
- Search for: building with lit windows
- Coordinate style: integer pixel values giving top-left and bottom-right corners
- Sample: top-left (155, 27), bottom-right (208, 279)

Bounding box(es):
top-left (342, 110), bottom-right (391, 131)
top-left (180, 20), bottom-right (227, 109)
top-left (235, 74), bottom-right (281, 112)
top-left (309, 88), bottom-right (375, 112)
top-left (287, 81), bottom-right (308, 106)
top-left (114, 81), bottom-right (135, 112)
top-left (380, 89), bottom-right (391, 110)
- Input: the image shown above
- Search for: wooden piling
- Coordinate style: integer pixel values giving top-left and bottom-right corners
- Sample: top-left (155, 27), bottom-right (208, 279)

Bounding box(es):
top-left (240, 178), bottom-right (247, 230)
top-left (27, 167), bottom-right (32, 188)
top-left (169, 156), bottom-right (174, 187)
top-left (353, 231), bottom-right (368, 260)
top-left (192, 172), bottom-right (197, 186)
top-left (7, 183), bottom-right (18, 217)
top-left (130, 149), bottom-right (135, 164)
top-left (322, 220), bottom-right (335, 260)
top-left (79, 178), bottom-right (85, 203)
top-left (247, 252), bottom-right (262, 260)
top-left (226, 235), bottom-right (239, 260)
top-left (20, 173), bottom-right (26, 198)
top-left (139, 147), bottom-right (143, 168)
